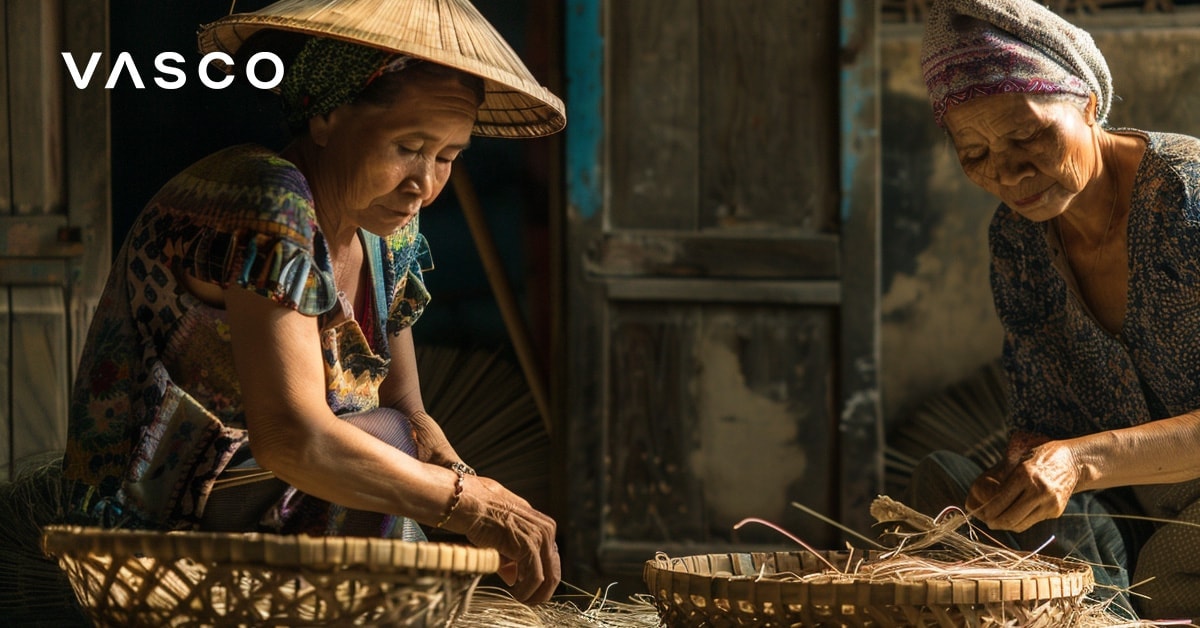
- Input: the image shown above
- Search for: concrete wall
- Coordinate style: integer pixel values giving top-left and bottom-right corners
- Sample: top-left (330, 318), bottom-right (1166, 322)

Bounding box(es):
top-left (880, 20), bottom-right (1200, 431)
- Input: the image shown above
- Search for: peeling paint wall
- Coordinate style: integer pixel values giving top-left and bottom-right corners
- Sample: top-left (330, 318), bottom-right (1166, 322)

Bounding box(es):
top-left (880, 23), bottom-right (1200, 431)
top-left (692, 312), bottom-right (813, 534)
top-left (881, 29), bottom-right (1001, 429)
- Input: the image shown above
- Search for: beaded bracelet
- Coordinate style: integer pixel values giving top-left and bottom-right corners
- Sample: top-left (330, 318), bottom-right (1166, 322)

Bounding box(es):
top-left (435, 465), bottom-right (468, 528)
top-left (450, 460), bottom-right (476, 477)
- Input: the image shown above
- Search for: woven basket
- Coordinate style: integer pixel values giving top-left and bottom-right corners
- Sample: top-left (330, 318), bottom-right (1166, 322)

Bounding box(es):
top-left (42, 525), bottom-right (499, 627)
top-left (644, 549), bottom-right (1095, 627)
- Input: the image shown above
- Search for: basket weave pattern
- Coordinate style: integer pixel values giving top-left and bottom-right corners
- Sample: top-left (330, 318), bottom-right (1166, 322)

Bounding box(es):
top-left (43, 525), bottom-right (498, 627)
top-left (644, 550), bottom-right (1094, 628)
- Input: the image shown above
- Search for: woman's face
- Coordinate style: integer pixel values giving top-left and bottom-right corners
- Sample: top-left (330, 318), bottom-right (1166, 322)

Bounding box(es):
top-left (310, 72), bottom-right (478, 236)
top-left (943, 92), bottom-right (1098, 222)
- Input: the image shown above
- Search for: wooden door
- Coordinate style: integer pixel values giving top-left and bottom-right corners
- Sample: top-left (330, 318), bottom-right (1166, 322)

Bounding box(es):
top-left (0, 0), bottom-right (110, 480)
top-left (562, 0), bottom-right (881, 587)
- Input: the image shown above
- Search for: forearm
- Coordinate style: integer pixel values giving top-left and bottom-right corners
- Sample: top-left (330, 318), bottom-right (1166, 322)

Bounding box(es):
top-left (252, 411), bottom-right (457, 527)
top-left (227, 290), bottom-right (455, 524)
top-left (1069, 411), bottom-right (1200, 491)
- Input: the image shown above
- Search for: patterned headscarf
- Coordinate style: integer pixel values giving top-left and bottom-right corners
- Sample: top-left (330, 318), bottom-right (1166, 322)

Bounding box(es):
top-left (920, 0), bottom-right (1112, 128)
top-left (280, 37), bottom-right (418, 127)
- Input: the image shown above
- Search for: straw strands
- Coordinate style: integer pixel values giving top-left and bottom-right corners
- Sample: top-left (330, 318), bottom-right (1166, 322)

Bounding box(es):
top-left (456, 586), bottom-right (662, 628)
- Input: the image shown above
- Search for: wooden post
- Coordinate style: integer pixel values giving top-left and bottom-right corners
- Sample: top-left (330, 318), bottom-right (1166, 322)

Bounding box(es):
top-left (63, 0), bottom-right (111, 373)
top-left (7, 0), bottom-right (63, 217)
top-left (838, 0), bottom-right (883, 538)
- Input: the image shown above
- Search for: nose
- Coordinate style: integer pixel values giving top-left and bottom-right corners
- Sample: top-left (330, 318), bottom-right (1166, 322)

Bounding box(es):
top-left (992, 150), bottom-right (1034, 186)
top-left (407, 155), bottom-right (439, 204)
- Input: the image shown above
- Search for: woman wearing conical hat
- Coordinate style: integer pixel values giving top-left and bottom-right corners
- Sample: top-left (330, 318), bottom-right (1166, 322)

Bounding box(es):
top-left (60, 0), bottom-right (564, 603)
top-left (908, 0), bottom-right (1200, 619)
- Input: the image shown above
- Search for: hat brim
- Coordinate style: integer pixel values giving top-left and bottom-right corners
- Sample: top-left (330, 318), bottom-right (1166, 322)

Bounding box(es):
top-left (198, 14), bottom-right (565, 139)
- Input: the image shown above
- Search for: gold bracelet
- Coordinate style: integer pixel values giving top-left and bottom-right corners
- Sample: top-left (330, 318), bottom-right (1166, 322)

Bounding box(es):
top-left (435, 466), bottom-right (467, 528)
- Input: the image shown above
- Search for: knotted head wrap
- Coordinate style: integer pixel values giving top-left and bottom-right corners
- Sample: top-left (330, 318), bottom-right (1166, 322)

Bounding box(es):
top-left (280, 37), bottom-right (418, 128)
top-left (920, 0), bottom-right (1112, 128)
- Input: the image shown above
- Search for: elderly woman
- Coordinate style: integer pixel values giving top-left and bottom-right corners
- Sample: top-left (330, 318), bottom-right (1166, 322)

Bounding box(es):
top-left (59, 0), bottom-right (563, 604)
top-left (909, 0), bottom-right (1200, 619)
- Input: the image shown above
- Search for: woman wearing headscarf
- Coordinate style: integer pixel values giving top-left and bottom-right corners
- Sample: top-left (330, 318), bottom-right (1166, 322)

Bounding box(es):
top-left (59, 0), bottom-right (563, 603)
top-left (910, 0), bottom-right (1200, 618)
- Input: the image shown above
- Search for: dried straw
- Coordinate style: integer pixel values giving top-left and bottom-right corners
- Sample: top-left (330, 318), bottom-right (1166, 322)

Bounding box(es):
top-left (455, 585), bottom-right (661, 627)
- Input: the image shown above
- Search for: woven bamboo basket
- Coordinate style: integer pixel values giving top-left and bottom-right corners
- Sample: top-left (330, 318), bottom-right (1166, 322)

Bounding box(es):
top-left (42, 525), bottom-right (499, 627)
top-left (643, 549), bottom-right (1095, 627)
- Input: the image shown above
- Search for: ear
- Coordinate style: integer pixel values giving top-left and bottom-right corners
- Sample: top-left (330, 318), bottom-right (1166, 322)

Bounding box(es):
top-left (308, 111), bottom-right (335, 147)
top-left (1085, 92), bottom-right (1098, 126)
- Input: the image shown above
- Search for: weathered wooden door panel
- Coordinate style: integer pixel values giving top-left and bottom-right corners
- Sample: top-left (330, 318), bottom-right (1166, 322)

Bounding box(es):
top-left (697, 0), bottom-right (838, 231)
top-left (9, 0), bottom-right (63, 218)
top-left (564, 0), bottom-right (880, 589)
top-left (0, 0), bottom-right (109, 479)
top-left (608, 0), bottom-right (839, 233)
top-left (10, 287), bottom-right (69, 468)
top-left (607, 0), bottom-right (699, 230)
top-left (0, 292), bottom-right (9, 480)
top-left (607, 303), bottom-right (835, 547)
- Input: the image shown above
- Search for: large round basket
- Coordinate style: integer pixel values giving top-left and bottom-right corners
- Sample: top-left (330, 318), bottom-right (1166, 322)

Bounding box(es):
top-left (42, 525), bottom-right (499, 627)
top-left (643, 549), bottom-right (1094, 627)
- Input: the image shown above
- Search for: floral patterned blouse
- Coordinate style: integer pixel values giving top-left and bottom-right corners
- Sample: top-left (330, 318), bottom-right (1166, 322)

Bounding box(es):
top-left (62, 144), bottom-right (432, 530)
top-left (991, 130), bottom-right (1200, 441)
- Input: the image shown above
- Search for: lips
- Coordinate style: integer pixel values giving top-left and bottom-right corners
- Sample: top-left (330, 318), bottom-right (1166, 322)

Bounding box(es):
top-left (1014, 193), bottom-right (1042, 207)
top-left (1012, 187), bottom-right (1051, 207)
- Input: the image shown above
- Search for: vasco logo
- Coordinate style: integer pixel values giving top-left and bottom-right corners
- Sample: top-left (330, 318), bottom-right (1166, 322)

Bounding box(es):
top-left (61, 52), bottom-right (284, 90)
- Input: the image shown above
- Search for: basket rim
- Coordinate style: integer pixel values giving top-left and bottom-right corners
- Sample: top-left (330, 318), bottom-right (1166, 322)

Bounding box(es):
top-left (644, 548), bottom-right (1094, 605)
top-left (42, 524), bottom-right (499, 574)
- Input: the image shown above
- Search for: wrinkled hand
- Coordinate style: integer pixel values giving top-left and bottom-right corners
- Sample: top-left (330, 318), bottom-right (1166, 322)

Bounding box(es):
top-left (409, 410), bottom-right (462, 469)
top-left (966, 431), bottom-right (1050, 512)
top-left (445, 475), bottom-right (560, 603)
top-left (967, 438), bottom-right (1080, 533)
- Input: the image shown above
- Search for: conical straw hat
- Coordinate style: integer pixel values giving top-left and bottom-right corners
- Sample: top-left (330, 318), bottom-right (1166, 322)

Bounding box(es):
top-left (198, 0), bottom-right (565, 138)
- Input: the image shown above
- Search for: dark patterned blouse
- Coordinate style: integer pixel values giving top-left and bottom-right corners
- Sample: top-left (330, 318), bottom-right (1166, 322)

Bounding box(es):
top-left (991, 130), bottom-right (1200, 440)
top-left (62, 144), bottom-right (433, 531)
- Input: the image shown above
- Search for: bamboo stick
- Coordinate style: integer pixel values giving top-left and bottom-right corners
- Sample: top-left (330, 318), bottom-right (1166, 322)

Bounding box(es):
top-left (450, 167), bottom-right (553, 436)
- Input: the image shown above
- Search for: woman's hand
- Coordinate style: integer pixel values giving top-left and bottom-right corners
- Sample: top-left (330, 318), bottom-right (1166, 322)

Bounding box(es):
top-left (445, 475), bottom-right (560, 603)
top-left (409, 410), bottom-right (463, 468)
top-left (967, 439), bottom-right (1081, 532)
top-left (966, 430), bottom-right (1048, 511)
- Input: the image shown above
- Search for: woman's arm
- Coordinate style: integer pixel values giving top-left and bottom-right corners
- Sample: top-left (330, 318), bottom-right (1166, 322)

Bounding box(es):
top-left (226, 288), bottom-right (559, 602)
top-left (379, 326), bottom-right (424, 415)
top-left (378, 326), bottom-right (463, 467)
top-left (1071, 411), bottom-right (1200, 490)
top-left (226, 286), bottom-right (456, 524)
top-left (968, 412), bottom-right (1200, 531)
